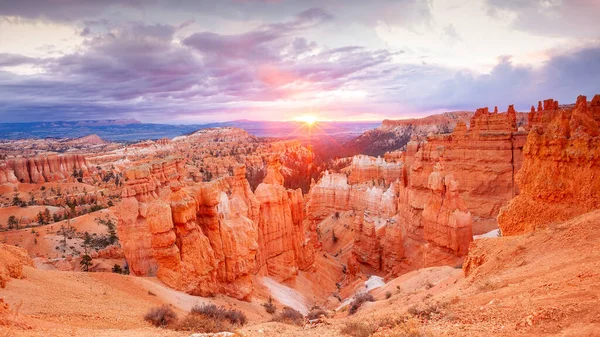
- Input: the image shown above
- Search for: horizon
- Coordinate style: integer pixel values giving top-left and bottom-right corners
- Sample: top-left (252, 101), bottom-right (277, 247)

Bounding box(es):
top-left (1, 1), bottom-right (599, 123)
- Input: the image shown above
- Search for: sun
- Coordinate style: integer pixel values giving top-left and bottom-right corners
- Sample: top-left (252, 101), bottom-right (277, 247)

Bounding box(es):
top-left (294, 115), bottom-right (318, 125)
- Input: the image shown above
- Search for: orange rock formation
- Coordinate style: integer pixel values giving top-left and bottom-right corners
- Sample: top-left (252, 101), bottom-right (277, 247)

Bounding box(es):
top-left (498, 94), bottom-right (600, 235)
top-left (117, 157), bottom-right (316, 300)
top-left (0, 154), bottom-right (92, 184)
top-left (404, 106), bottom-right (526, 222)
top-left (0, 243), bottom-right (33, 288)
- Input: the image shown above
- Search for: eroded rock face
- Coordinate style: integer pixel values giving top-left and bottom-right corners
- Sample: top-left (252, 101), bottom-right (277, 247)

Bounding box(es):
top-left (0, 154), bottom-right (92, 184)
top-left (0, 244), bottom-right (34, 288)
top-left (405, 107), bottom-right (527, 222)
top-left (307, 107), bottom-right (520, 276)
top-left (117, 158), bottom-right (315, 300)
top-left (346, 155), bottom-right (403, 186)
top-left (422, 163), bottom-right (472, 257)
top-left (306, 171), bottom-right (397, 223)
top-left (499, 95), bottom-right (600, 235)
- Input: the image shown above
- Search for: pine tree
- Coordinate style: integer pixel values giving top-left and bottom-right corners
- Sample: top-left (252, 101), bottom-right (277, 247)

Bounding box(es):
top-left (37, 211), bottom-right (46, 225)
top-left (80, 254), bottom-right (92, 272)
top-left (112, 264), bottom-right (123, 274)
top-left (7, 215), bottom-right (18, 230)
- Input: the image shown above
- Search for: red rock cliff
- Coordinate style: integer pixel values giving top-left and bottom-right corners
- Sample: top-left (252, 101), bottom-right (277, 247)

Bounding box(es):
top-left (498, 95), bottom-right (600, 235)
top-left (0, 154), bottom-right (92, 184)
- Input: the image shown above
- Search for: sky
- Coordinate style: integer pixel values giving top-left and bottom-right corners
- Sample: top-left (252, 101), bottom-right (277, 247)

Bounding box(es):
top-left (0, 0), bottom-right (599, 123)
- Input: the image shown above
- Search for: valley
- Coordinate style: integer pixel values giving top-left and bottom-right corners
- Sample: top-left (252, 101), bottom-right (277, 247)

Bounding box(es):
top-left (2, 95), bottom-right (600, 336)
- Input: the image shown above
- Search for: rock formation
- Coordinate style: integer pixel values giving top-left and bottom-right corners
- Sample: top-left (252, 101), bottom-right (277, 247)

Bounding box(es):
top-left (0, 154), bottom-right (92, 184)
top-left (348, 111), bottom-right (473, 157)
top-left (404, 106), bottom-right (527, 222)
top-left (117, 157), bottom-right (316, 300)
top-left (422, 163), bottom-right (472, 257)
top-left (0, 243), bottom-right (33, 288)
top-left (499, 95), bottom-right (600, 235)
top-left (306, 171), bottom-right (397, 223)
top-left (308, 105), bottom-right (524, 276)
top-left (346, 155), bottom-right (403, 186)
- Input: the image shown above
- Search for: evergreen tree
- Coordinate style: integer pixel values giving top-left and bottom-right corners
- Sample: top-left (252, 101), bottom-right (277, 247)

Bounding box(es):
top-left (37, 211), bottom-right (46, 225)
top-left (112, 264), bottom-right (123, 274)
top-left (7, 215), bottom-right (18, 230)
top-left (80, 254), bottom-right (92, 272)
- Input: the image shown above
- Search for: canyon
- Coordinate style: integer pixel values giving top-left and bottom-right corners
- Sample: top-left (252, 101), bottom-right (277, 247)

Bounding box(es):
top-left (1, 94), bottom-right (599, 336)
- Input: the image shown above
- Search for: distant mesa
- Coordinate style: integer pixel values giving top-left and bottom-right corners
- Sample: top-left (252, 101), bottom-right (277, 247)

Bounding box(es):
top-left (62, 134), bottom-right (107, 146)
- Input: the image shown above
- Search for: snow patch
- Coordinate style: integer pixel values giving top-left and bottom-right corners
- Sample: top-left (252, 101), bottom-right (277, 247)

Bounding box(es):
top-left (474, 229), bottom-right (500, 239)
top-left (364, 275), bottom-right (385, 291)
top-left (261, 277), bottom-right (308, 315)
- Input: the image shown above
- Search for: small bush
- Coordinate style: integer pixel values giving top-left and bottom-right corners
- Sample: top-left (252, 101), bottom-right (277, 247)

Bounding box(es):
top-left (340, 321), bottom-right (377, 337)
top-left (273, 306), bottom-right (304, 326)
top-left (349, 292), bottom-right (375, 315)
top-left (262, 297), bottom-right (276, 314)
top-left (190, 304), bottom-right (247, 326)
top-left (307, 306), bottom-right (328, 320)
top-left (144, 305), bottom-right (177, 327)
top-left (385, 291), bottom-right (392, 299)
top-left (112, 264), bottom-right (123, 273)
top-left (406, 302), bottom-right (445, 321)
top-left (176, 313), bottom-right (232, 333)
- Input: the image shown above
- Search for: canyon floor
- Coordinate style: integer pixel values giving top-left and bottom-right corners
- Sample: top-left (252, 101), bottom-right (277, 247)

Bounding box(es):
top-left (3, 209), bottom-right (599, 337)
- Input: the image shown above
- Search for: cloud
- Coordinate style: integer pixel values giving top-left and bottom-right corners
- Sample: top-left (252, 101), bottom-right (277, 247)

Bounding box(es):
top-left (0, 0), bottom-right (149, 21)
top-left (0, 0), bottom-right (598, 123)
top-left (485, 0), bottom-right (600, 38)
top-left (418, 45), bottom-right (600, 112)
top-left (0, 53), bottom-right (41, 67)
top-left (0, 11), bottom-right (394, 122)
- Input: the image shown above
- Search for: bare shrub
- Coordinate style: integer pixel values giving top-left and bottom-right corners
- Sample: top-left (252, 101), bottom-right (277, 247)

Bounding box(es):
top-left (340, 321), bottom-right (377, 337)
top-left (376, 317), bottom-right (433, 337)
top-left (307, 306), bottom-right (328, 320)
top-left (144, 305), bottom-right (177, 327)
top-left (349, 292), bottom-right (375, 315)
top-left (385, 291), bottom-right (392, 299)
top-left (262, 297), bottom-right (276, 314)
top-left (190, 304), bottom-right (247, 326)
top-left (273, 306), bottom-right (304, 326)
top-left (176, 313), bottom-right (232, 333)
top-left (406, 301), bottom-right (446, 321)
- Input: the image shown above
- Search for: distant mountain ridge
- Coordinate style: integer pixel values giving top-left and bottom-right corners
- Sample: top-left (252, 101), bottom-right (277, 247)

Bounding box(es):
top-left (0, 119), bottom-right (379, 141)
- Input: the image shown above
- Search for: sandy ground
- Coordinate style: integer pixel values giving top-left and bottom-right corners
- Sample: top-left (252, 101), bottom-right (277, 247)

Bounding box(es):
top-left (0, 208), bottom-right (116, 261)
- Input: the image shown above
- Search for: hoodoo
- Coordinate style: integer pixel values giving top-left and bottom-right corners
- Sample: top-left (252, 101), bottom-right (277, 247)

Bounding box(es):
top-left (117, 157), bottom-right (316, 300)
top-left (499, 95), bottom-right (600, 235)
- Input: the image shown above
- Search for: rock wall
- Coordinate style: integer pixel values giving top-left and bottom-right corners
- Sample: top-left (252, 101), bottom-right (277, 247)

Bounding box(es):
top-left (499, 95), bottom-right (600, 235)
top-left (422, 163), bottom-right (472, 257)
top-left (306, 171), bottom-right (397, 223)
top-left (345, 155), bottom-right (403, 186)
top-left (0, 154), bottom-right (92, 184)
top-left (117, 158), bottom-right (315, 300)
top-left (405, 106), bottom-right (527, 222)
top-left (308, 106), bottom-right (525, 276)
